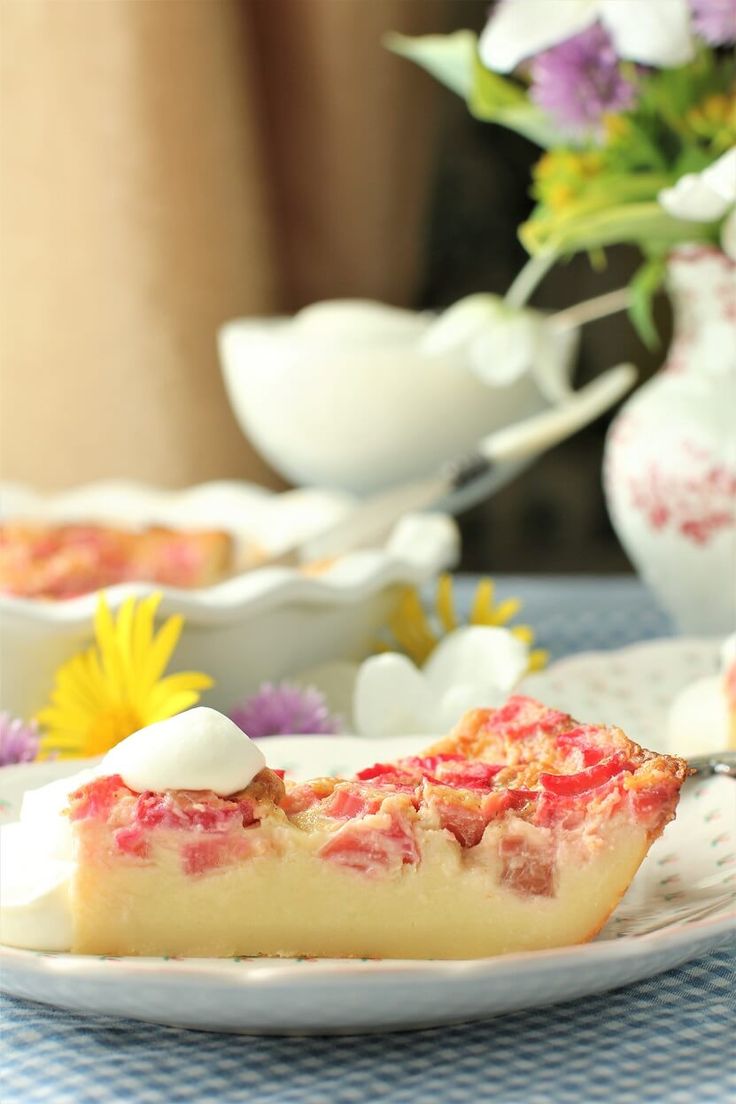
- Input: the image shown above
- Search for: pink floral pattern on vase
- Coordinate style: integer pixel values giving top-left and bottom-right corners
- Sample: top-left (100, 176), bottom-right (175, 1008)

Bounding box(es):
top-left (604, 246), bottom-right (736, 634)
top-left (622, 437), bottom-right (736, 545)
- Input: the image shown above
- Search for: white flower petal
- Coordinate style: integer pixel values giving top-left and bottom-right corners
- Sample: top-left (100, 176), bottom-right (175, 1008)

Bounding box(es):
top-left (721, 208), bottom-right (736, 261)
top-left (601, 0), bottom-right (694, 67)
top-left (420, 294), bottom-right (503, 356)
top-left (353, 653), bottom-right (435, 737)
top-left (469, 312), bottom-right (542, 387)
top-left (423, 625), bottom-right (529, 699)
top-left (479, 0), bottom-right (597, 73)
top-left (702, 148), bottom-right (736, 206)
top-left (658, 174), bottom-right (730, 223)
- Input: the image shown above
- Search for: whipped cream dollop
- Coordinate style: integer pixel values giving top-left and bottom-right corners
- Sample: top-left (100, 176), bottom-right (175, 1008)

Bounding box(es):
top-left (0, 822), bottom-right (74, 951)
top-left (102, 707), bottom-right (266, 796)
top-left (0, 709), bottom-right (266, 950)
top-left (668, 635), bottom-right (735, 757)
top-left (0, 766), bottom-right (96, 951)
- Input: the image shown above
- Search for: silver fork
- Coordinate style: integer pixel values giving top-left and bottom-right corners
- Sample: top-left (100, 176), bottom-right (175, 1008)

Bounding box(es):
top-left (687, 751), bottom-right (736, 779)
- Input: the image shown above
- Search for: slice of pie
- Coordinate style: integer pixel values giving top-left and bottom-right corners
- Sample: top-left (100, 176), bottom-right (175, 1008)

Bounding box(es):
top-left (66, 696), bottom-right (689, 959)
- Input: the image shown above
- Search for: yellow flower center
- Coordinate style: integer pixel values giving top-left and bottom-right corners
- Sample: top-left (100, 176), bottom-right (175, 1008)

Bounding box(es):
top-left (602, 114), bottom-right (629, 143)
top-left (685, 88), bottom-right (736, 146)
top-left (548, 182), bottom-right (576, 211)
top-left (85, 706), bottom-right (143, 756)
top-left (532, 150), bottom-right (605, 213)
top-left (700, 93), bottom-right (731, 123)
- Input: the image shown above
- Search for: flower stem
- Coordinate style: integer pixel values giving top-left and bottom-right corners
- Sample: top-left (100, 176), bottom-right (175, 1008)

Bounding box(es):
top-left (547, 287), bottom-right (631, 331)
top-left (505, 252), bottom-right (557, 308)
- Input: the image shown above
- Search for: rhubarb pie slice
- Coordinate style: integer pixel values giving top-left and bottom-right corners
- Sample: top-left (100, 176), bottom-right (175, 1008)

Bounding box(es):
top-left (66, 697), bottom-right (689, 959)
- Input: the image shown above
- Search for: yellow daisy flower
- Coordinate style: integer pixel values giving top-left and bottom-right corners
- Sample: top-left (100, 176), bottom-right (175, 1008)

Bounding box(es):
top-left (37, 593), bottom-right (214, 759)
top-left (380, 575), bottom-right (548, 673)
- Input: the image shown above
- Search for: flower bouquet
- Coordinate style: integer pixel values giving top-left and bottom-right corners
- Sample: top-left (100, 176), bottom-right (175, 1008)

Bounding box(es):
top-left (391, 0), bottom-right (735, 342)
top-left (391, 1), bottom-right (736, 633)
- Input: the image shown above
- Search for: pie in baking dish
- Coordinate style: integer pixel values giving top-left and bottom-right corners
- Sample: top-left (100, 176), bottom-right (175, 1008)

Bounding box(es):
top-left (65, 696), bottom-right (689, 959)
top-left (0, 522), bottom-right (237, 598)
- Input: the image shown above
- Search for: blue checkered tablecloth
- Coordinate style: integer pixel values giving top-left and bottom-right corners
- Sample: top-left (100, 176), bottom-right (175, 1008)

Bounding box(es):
top-left (2, 576), bottom-right (735, 1104)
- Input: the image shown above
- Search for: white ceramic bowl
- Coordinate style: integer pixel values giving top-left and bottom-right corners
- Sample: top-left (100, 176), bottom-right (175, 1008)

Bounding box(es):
top-left (219, 300), bottom-right (578, 495)
top-left (0, 480), bottom-right (458, 720)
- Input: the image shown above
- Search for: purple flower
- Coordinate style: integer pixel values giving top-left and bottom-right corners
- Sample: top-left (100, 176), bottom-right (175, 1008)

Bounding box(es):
top-left (690, 0), bottom-right (736, 45)
top-left (0, 712), bottom-right (41, 766)
top-left (530, 22), bottom-right (637, 138)
top-left (230, 683), bottom-right (340, 739)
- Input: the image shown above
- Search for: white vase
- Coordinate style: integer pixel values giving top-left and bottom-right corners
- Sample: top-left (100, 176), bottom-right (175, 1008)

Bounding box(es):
top-left (604, 245), bottom-right (736, 634)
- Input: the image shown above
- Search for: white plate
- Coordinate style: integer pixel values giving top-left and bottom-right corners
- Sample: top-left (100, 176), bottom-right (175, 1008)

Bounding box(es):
top-left (520, 636), bottom-right (724, 755)
top-left (1, 639), bottom-right (734, 1035)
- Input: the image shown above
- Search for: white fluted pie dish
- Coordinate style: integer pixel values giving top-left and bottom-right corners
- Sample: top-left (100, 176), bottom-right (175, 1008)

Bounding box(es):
top-left (0, 480), bottom-right (458, 719)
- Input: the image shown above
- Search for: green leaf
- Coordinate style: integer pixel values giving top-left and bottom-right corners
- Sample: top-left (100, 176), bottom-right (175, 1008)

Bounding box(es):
top-left (530, 170), bottom-right (673, 216)
top-left (521, 202), bottom-right (717, 257)
top-left (387, 31), bottom-right (561, 148)
top-left (629, 256), bottom-right (667, 349)
top-left (605, 116), bottom-right (670, 173)
top-left (386, 31), bottom-right (477, 99)
top-left (588, 248), bottom-right (607, 272)
top-left (468, 55), bottom-right (563, 148)
top-left (469, 53), bottom-right (528, 110)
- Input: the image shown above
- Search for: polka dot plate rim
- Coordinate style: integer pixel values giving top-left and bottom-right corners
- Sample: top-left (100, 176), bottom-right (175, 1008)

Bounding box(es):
top-left (520, 634), bottom-right (724, 756)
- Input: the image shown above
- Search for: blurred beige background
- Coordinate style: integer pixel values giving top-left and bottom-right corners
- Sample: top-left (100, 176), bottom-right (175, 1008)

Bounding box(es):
top-left (1, 0), bottom-right (655, 572)
top-left (0, 0), bottom-right (458, 489)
